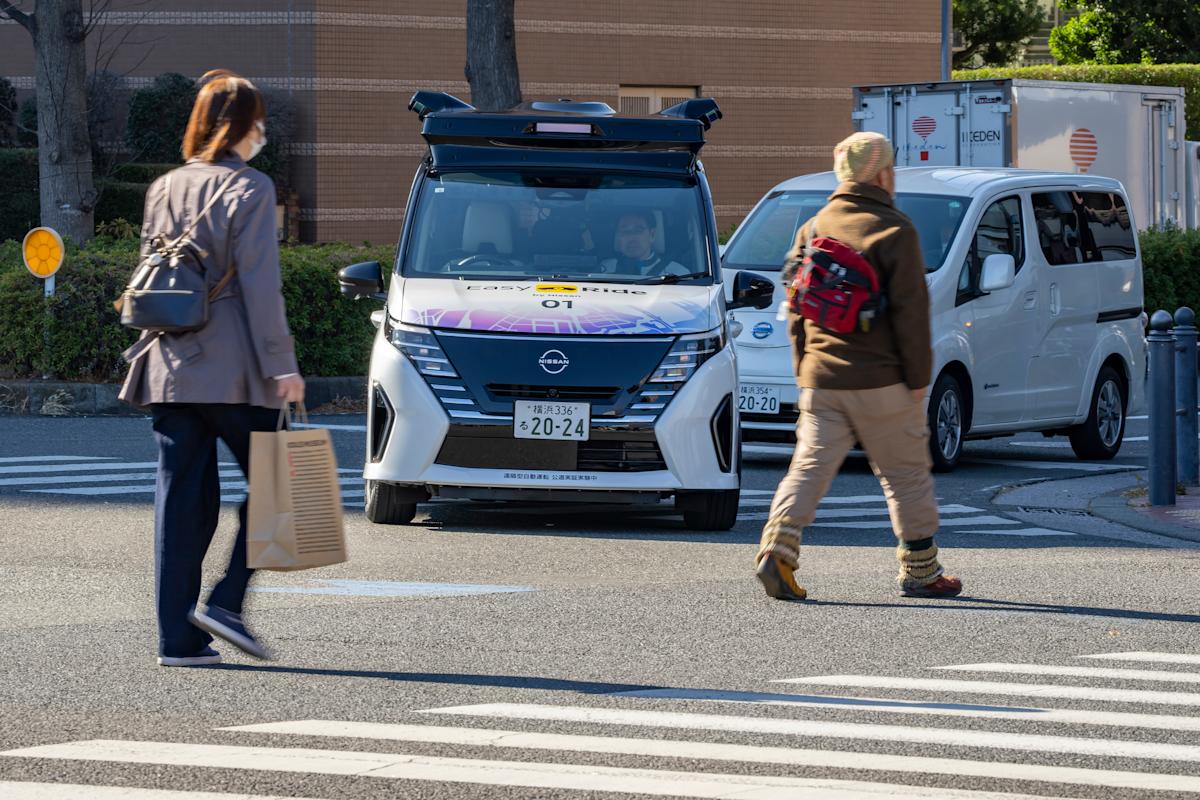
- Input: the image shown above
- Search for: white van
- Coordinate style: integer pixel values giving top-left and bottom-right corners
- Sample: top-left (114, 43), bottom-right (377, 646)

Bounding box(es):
top-left (338, 92), bottom-right (773, 529)
top-left (723, 167), bottom-right (1146, 470)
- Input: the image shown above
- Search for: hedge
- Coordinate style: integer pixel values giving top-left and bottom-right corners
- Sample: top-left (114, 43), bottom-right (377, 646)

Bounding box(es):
top-left (0, 149), bottom-right (39, 244)
top-left (1141, 227), bottom-right (1200, 318)
top-left (0, 238), bottom-right (394, 382)
top-left (954, 65), bottom-right (1200, 140)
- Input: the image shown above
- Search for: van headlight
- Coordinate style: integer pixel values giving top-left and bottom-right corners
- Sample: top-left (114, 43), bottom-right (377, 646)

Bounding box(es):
top-left (649, 328), bottom-right (725, 384)
top-left (382, 317), bottom-right (459, 378)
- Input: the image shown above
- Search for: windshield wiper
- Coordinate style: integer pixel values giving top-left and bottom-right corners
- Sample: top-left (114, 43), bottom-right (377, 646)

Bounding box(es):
top-left (634, 272), bottom-right (710, 284)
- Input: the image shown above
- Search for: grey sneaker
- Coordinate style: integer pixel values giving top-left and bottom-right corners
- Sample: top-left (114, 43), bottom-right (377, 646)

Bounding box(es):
top-left (189, 605), bottom-right (271, 660)
top-left (158, 646), bottom-right (221, 667)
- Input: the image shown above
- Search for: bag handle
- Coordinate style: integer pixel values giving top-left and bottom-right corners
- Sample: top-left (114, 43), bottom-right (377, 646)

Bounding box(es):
top-left (276, 402), bottom-right (310, 431)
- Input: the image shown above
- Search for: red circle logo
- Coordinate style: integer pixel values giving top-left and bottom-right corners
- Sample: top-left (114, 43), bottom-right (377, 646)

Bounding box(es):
top-left (912, 116), bottom-right (937, 139)
top-left (1070, 129), bottom-right (1099, 172)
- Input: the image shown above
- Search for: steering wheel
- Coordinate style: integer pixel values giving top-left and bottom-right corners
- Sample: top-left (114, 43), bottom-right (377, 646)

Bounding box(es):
top-left (453, 253), bottom-right (521, 269)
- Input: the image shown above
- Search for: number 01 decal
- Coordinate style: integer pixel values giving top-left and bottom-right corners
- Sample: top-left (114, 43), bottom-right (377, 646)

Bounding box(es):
top-left (542, 299), bottom-right (574, 309)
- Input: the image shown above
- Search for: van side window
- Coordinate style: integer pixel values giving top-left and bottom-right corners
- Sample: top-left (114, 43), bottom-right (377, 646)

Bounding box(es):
top-left (1032, 191), bottom-right (1136, 265)
top-left (956, 196), bottom-right (1023, 306)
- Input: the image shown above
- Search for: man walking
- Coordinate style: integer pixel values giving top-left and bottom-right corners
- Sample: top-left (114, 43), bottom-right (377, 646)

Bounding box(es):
top-left (755, 131), bottom-right (963, 601)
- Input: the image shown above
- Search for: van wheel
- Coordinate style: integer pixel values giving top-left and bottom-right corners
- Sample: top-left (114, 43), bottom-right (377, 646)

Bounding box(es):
top-left (364, 480), bottom-right (418, 525)
top-left (928, 373), bottom-right (965, 473)
top-left (679, 489), bottom-right (740, 531)
top-left (1069, 366), bottom-right (1126, 461)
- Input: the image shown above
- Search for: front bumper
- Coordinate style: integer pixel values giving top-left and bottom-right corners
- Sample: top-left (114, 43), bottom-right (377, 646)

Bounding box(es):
top-left (362, 334), bottom-right (740, 494)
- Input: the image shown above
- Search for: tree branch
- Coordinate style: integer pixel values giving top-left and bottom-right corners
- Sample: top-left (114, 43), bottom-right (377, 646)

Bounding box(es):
top-left (0, 0), bottom-right (34, 33)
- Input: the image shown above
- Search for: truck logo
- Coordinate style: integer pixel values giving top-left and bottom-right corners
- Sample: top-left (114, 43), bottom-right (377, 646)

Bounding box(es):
top-left (1070, 129), bottom-right (1099, 173)
top-left (912, 116), bottom-right (937, 140)
top-left (538, 349), bottom-right (570, 374)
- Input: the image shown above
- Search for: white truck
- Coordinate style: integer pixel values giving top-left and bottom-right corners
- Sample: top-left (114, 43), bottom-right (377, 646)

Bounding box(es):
top-left (853, 79), bottom-right (1187, 230)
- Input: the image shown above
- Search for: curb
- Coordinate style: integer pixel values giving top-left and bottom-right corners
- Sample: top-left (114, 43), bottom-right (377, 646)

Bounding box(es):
top-left (1089, 479), bottom-right (1200, 544)
top-left (0, 377), bottom-right (367, 417)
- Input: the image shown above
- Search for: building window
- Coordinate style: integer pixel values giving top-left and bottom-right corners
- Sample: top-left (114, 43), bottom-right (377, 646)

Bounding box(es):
top-left (618, 86), bottom-right (698, 115)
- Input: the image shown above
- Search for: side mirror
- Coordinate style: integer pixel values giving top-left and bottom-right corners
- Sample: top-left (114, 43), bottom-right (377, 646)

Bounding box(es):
top-left (980, 253), bottom-right (1016, 293)
top-left (339, 261), bottom-right (386, 301)
top-left (729, 270), bottom-right (774, 310)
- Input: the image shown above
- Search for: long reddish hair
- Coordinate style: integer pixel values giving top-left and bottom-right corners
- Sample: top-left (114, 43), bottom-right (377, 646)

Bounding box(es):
top-left (181, 69), bottom-right (266, 162)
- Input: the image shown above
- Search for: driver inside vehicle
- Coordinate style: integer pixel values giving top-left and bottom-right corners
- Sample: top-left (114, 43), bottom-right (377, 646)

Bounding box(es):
top-left (600, 210), bottom-right (687, 277)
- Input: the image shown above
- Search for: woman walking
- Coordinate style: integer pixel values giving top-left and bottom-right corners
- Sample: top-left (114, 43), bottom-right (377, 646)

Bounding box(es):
top-left (120, 69), bottom-right (305, 667)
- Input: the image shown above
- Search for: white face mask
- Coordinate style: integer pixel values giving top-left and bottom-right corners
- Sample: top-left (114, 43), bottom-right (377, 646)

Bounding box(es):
top-left (248, 120), bottom-right (267, 160)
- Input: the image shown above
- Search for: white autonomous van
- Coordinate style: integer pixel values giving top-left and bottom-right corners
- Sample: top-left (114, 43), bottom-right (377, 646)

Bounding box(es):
top-left (723, 168), bottom-right (1145, 471)
top-left (339, 92), bottom-right (774, 529)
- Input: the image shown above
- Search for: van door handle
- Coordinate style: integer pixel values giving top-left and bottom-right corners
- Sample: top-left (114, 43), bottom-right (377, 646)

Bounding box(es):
top-left (1023, 291), bottom-right (1037, 309)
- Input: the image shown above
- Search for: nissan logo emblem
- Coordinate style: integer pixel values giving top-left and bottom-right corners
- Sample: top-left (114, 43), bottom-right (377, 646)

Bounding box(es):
top-left (538, 349), bottom-right (569, 375)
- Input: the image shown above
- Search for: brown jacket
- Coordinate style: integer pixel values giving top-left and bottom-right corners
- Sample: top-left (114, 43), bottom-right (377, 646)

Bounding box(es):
top-left (119, 155), bottom-right (298, 409)
top-left (787, 182), bottom-right (932, 391)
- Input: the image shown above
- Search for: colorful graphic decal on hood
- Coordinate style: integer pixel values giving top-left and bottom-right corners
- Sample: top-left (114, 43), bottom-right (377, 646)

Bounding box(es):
top-left (403, 300), bottom-right (710, 335)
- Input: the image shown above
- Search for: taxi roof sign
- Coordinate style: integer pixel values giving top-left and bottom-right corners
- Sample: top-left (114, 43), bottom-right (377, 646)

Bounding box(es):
top-left (23, 227), bottom-right (64, 279)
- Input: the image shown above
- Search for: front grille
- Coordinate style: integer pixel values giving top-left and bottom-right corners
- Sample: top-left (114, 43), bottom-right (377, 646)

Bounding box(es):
top-left (435, 424), bottom-right (666, 472)
top-left (488, 384), bottom-right (622, 403)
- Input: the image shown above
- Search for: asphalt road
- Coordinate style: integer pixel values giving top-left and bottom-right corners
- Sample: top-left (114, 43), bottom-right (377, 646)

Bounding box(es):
top-left (2, 412), bottom-right (1199, 800)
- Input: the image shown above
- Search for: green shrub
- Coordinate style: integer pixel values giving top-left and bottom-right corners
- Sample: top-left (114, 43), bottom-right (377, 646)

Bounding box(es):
top-left (125, 73), bottom-right (196, 164)
top-left (0, 238), bottom-right (395, 382)
top-left (0, 77), bottom-right (16, 146)
top-left (95, 180), bottom-right (150, 227)
top-left (0, 148), bottom-right (40, 244)
top-left (1141, 226), bottom-right (1200, 318)
top-left (954, 64), bottom-right (1200, 140)
top-left (108, 162), bottom-right (175, 184)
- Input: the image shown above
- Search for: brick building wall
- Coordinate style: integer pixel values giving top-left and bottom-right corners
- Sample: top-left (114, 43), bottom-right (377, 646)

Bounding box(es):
top-left (0, 1), bottom-right (942, 243)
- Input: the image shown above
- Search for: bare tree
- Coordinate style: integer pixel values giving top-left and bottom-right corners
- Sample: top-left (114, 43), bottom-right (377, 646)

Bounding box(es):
top-left (0, 0), bottom-right (98, 243)
top-left (465, 0), bottom-right (521, 111)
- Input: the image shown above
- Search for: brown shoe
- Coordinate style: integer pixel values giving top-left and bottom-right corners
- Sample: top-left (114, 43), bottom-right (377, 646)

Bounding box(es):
top-left (901, 575), bottom-right (963, 598)
top-left (756, 554), bottom-right (808, 601)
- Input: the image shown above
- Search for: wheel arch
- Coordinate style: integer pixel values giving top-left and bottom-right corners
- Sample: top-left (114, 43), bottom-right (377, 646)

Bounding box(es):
top-left (936, 361), bottom-right (974, 433)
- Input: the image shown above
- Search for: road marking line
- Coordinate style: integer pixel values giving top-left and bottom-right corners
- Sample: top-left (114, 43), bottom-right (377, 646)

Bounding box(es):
top-left (952, 528), bottom-right (1077, 537)
top-left (0, 461), bottom-right (161, 475)
top-left (0, 781), bottom-right (324, 799)
top-left (736, 501), bottom-right (982, 517)
top-left (810, 515), bottom-right (1019, 529)
top-left (0, 456), bottom-right (116, 464)
top-left (774, 674), bottom-right (1200, 707)
top-left (0, 471), bottom-right (254, 487)
top-left (24, 485), bottom-right (157, 496)
top-left (248, 580), bottom-right (534, 597)
top-left (938, 662), bottom-right (1200, 684)
top-left (224, 719), bottom-right (1200, 794)
top-left (615, 687), bottom-right (1200, 732)
top-left (291, 423), bottom-right (368, 432)
top-left (970, 459), bottom-right (1141, 473)
top-left (421, 702), bottom-right (1200, 762)
top-left (1081, 652), bottom-right (1200, 665)
top-left (0, 740), bottom-right (1066, 800)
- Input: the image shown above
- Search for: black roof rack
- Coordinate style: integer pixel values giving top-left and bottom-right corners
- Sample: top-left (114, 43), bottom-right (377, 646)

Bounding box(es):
top-left (405, 91), bottom-right (721, 173)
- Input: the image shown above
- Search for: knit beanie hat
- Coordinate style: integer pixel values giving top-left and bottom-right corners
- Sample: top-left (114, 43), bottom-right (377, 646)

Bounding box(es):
top-left (833, 131), bottom-right (894, 183)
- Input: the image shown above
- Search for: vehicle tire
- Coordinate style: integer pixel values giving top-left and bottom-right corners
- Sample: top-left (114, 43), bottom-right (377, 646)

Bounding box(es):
top-left (1069, 366), bottom-right (1126, 461)
top-left (928, 373), bottom-right (965, 473)
top-left (680, 489), bottom-right (740, 531)
top-left (364, 480), bottom-right (418, 525)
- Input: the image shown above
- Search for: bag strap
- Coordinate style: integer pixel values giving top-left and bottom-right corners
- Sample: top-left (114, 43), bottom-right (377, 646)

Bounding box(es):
top-left (170, 166), bottom-right (249, 248)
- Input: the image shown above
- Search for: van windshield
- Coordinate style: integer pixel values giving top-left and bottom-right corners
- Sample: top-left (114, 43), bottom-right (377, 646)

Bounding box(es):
top-left (402, 171), bottom-right (712, 284)
top-left (723, 190), bottom-right (969, 272)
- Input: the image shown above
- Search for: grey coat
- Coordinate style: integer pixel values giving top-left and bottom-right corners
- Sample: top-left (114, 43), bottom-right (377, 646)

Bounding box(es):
top-left (119, 155), bottom-right (298, 410)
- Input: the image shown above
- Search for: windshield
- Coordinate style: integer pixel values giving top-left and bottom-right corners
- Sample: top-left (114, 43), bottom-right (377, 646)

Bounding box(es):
top-left (402, 170), bottom-right (712, 284)
top-left (723, 190), bottom-right (969, 272)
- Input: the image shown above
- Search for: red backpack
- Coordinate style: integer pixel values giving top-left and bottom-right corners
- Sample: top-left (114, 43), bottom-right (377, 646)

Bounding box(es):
top-left (785, 221), bottom-right (885, 334)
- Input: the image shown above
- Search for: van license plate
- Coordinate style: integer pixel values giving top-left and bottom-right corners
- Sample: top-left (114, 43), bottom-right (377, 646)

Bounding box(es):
top-left (514, 400), bottom-right (591, 441)
top-left (738, 384), bottom-right (781, 414)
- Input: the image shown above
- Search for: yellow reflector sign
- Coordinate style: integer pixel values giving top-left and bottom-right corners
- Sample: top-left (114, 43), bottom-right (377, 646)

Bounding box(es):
top-left (535, 284), bottom-right (578, 293)
top-left (22, 227), bottom-right (64, 279)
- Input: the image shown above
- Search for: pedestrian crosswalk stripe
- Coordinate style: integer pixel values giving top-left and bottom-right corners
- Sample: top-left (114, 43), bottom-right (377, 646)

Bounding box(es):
top-left (0, 739), bottom-right (1067, 800)
top-left (808, 515), bottom-right (1019, 529)
top-left (971, 458), bottom-right (1141, 473)
top-left (0, 461), bottom-right (162, 475)
top-left (959, 528), bottom-right (1077, 537)
top-left (1081, 651), bottom-right (1200, 665)
top-left (0, 782), bottom-right (323, 799)
top-left (937, 662), bottom-right (1200, 684)
top-left (420, 702), bottom-right (1200, 762)
top-left (0, 455), bottom-right (116, 464)
top-left (775, 674), bottom-right (1200, 707)
top-left (616, 687), bottom-right (1200, 732)
top-left (224, 719), bottom-right (1200, 793)
top-left (27, 477), bottom-right (363, 497)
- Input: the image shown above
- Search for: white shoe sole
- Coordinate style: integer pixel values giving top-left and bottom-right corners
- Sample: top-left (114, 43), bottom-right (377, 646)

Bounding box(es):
top-left (157, 653), bottom-right (222, 667)
top-left (189, 609), bottom-right (271, 660)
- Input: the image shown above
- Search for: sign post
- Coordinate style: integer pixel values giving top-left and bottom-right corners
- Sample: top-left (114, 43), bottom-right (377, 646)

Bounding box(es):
top-left (22, 228), bottom-right (65, 379)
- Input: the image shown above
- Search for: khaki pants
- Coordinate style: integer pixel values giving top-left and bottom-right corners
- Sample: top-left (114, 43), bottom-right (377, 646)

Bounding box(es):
top-left (757, 383), bottom-right (944, 587)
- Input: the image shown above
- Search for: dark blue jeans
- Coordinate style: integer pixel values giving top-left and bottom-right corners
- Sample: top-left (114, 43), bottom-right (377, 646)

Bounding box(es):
top-left (151, 403), bottom-right (280, 657)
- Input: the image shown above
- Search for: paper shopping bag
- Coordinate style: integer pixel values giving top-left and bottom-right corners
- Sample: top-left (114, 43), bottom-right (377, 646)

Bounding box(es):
top-left (247, 425), bottom-right (347, 571)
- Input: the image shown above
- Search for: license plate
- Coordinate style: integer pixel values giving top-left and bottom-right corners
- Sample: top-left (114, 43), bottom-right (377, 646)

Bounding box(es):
top-left (514, 400), bottom-right (591, 441)
top-left (738, 384), bottom-right (782, 414)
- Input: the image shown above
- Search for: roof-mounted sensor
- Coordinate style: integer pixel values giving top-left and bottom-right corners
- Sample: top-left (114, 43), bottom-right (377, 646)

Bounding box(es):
top-left (657, 98), bottom-right (723, 130)
top-left (408, 91), bottom-right (474, 120)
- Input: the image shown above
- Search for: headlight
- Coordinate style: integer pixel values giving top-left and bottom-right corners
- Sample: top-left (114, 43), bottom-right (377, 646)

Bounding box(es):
top-left (649, 328), bottom-right (724, 384)
top-left (383, 318), bottom-right (458, 378)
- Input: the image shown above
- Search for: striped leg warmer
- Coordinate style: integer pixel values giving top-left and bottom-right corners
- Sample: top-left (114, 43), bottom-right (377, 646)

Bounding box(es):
top-left (896, 536), bottom-right (945, 589)
top-left (756, 516), bottom-right (803, 569)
